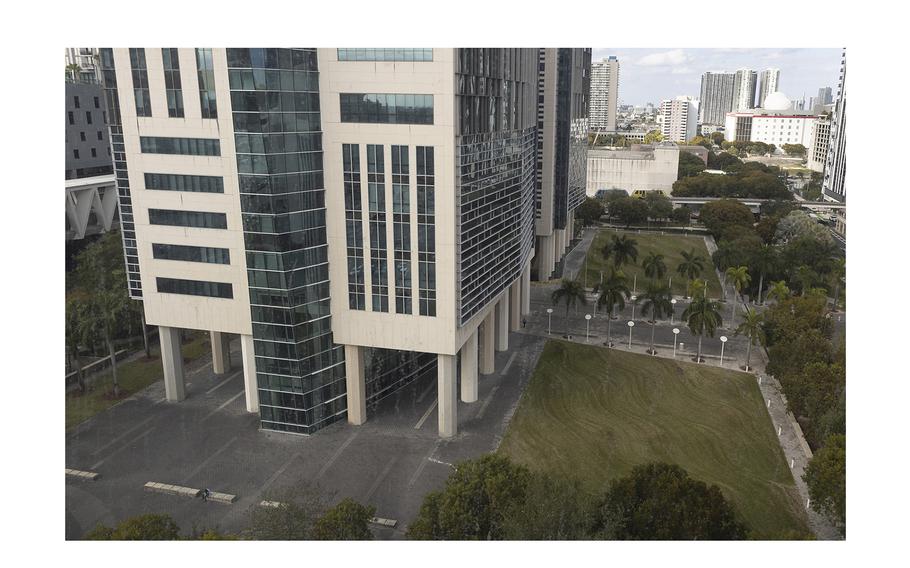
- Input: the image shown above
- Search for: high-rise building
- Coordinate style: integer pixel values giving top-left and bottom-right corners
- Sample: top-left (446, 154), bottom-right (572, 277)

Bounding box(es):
top-left (698, 71), bottom-right (734, 126)
top-left (589, 56), bottom-right (619, 131)
top-left (817, 86), bottom-right (833, 106)
top-left (534, 49), bottom-right (591, 280)
top-left (757, 68), bottom-right (780, 108)
top-left (98, 47), bottom-right (580, 439)
top-left (65, 48), bottom-right (102, 83)
top-left (823, 50), bottom-right (846, 205)
top-left (660, 96), bottom-right (698, 142)
top-left (808, 116), bottom-right (830, 173)
top-left (732, 68), bottom-right (757, 111)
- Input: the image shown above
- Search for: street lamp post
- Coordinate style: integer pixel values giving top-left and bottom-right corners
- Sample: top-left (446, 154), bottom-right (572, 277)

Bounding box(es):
top-left (585, 314), bottom-right (592, 343)
top-left (630, 295), bottom-right (637, 320)
top-left (719, 336), bottom-right (728, 367)
top-left (673, 328), bottom-right (680, 358)
top-left (627, 321), bottom-right (635, 349)
top-left (670, 298), bottom-right (677, 324)
top-left (546, 308), bottom-right (553, 335)
top-left (633, 274), bottom-right (637, 294)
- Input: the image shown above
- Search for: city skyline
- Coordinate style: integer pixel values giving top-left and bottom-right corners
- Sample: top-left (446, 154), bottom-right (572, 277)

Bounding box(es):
top-left (591, 48), bottom-right (842, 107)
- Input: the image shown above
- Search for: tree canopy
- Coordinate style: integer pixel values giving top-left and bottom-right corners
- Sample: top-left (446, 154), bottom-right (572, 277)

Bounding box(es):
top-left (574, 197), bottom-right (604, 226)
top-left (699, 199), bottom-right (755, 239)
top-left (672, 169), bottom-right (791, 200)
top-left (678, 151), bottom-right (707, 178)
top-left (85, 514), bottom-right (181, 540)
top-left (804, 434), bottom-right (846, 528)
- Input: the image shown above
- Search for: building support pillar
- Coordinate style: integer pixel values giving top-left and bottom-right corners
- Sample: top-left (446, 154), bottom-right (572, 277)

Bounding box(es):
top-left (480, 310), bottom-right (495, 375)
top-left (210, 331), bottom-right (231, 375)
top-left (495, 290), bottom-right (509, 352)
top-left (536, 234), bottom-right (555, 281)
top-left (509, 279), bottom-right (521, 331)
top-left (521, 260), bottom-right (532, 316)
top-left (160, 326), bottom-right (185, 402)
top-left (554, 228), bottom-right (566, 261)
top-left (460, 330), bottom-right (478, 403)
top-left (344, 344), bottom-right (367, 425)
top-left (240, 334), bottom-right (259, 413)
top-left (438, 354), bottom-right (457, 438)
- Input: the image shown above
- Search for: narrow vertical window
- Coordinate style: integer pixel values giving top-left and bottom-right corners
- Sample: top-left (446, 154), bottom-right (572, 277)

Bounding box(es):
top-left (343, 144), bottom-right (365, 310)
top-left (162, 48), bottom-right (185, 118)
top-left (367, 144), bottom-right (389, 313)
top-left (129, 48), bottom-right (152, 117)
top-left (416, 146), bottom-right (436, 317)
top-left (391, 145), bottom-right (412, 314)
top-left (196, 48), bottom-right (218, 119)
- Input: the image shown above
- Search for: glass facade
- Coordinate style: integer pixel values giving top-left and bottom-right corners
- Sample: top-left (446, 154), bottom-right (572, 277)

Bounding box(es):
top-left (148, 209), bottom-right (227, 229)
top-left (228, 48), bottom-right (347, 434)
top-left (337, 49), bottom-right (433, 62)
top-left (455, 49), bottom-right (538, 324)
top-left (391, 146), bottom-right (412, 315)
top-left (100, 48), bottom-right (142, 298)
top-left (342, 144), bottom-right (366, 310)
top-left (145, 172), bottom-right (224, 193)
top-left (140, 136), bottom-right (220, 156)
top-left (196, 48), bottom-right (218, 119)
top-left (161, 48), bottom-right (184, 118)
top-left (156, 277), bottom-right (233, 299)
top-left (416, 146), bottom-right (436, 317)
top-left (152, 243), bottom-right (230, 264)
top-left (367, 145), bottom-right (389, 312)
top-left (129, 48), bottom-right (151, 117)
top-left (552, 48), bottom-right (590, 230)
top-left (339, 94), bottom-right (433, 124)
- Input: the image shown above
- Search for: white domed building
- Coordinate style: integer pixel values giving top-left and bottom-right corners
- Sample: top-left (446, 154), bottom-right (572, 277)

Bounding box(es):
top-left (724, 90), bottom-right (821, 150)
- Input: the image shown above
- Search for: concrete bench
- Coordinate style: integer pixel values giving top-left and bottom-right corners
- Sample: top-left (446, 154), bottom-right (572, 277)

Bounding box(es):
top-left (208, 491), bottom-right (237, 504)
top-left (259, 500), bottom-right (284, 508)
top-left (370, 517), bottom-right (398, 528)
top-left (65, 468), bottom-right (100, 481)
top-left (144, 481), bottom-right (201, 499)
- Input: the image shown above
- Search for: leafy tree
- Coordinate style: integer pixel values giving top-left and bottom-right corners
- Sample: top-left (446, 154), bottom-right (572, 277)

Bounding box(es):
top-left (249, 483), bottom-right (328, 540)
top-left (676, 249), bottom-right (705, 297)
top-left (610, 197), bottom-right (650, 227)
top-left (687, 135), bottom-right (713, 149)
top-left (766, 280), bottom-right (791, 303)
top-left (641, 252), bottom-right (667, 281)
top-left (86, 514), bottom-right (181, 540)
top-left (829, 257), bottom-right (845, 311)
top-left (643, 129), bottom-right (663, 144)
top-left (593, 463), bottom-right (748, 540)
top-left (671, 206), bottom-right (692, 225)
top-left (311, 498), bottom-right (375, 540)
top-left (780, 236), bottom-right (837, 285)
top-left (707, 151), bottom-right (743, 172)
top-left (774, 211), bottom-right (834, 246)
top-left (637, 282), bottom-right (673, 354)
top-left (602, 234), bottom-right (639, 271)
top-left (699, 199), bottom-right (754, 240)
top-left (65, 293), bottom-right (92, 393)
top-left (678, 151), bottom-right (707, 178)
top-left (752, 244), bottom-right (777, 305)
top-left (595, 270), bottom-right (631, 347)
top-left (782, 143), bottom-right (807, 157)
top-left (672, 169), bottom-right (790, 200)
top-left (499, 473), bottom-right (596, 540)
top-left (407, 454), bottom-right (533, 540)
top-left (682, 294), bottom-right (723, 362)
top-left (803, 434), bottom-right (846, 528)
top-left (793, 265), bottom-right (819, 296)
top-left (551, 279), bottom-right (587, 337)
top-left (734, 307), bottom-right (765, 371)
top-left (710, 131), bottom-right (725, 146)
top-left (574, 197), bottom-right (604, 226)
top-left (724, 266), bottom-right (751, 322)
top-left (644, 191), bottom-right (673, 221)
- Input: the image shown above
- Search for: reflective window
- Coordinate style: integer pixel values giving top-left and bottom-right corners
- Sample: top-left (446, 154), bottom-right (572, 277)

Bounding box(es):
top-left (367, 144), bottom-right (388, 313)
top-left (152, 243), bottom-right (230, 264)
top-left (391, 145), bottom-right (412, 314)
top-left (337, 48), bottom-right (432, 62)
top-left (156, 277), bottom-right (233, 299)
top-left (416, 146), bottom-right (436, 317)
top-left (148, 208), bottom-right (227, 229)
top-left (161, 48), bottom-right (184, 118)
top-left (339, 93), bottom-right (433, 125)
top-left (140, 136), bottom-right (220, 156)
top-left (196, 48), bottom-right (218, 119)
top-left (343, 143), bottom-right (365, 310)
top-left (129, 48), bottom-right (152, 117)
top-left (145, 172), bottom-right (224, 193)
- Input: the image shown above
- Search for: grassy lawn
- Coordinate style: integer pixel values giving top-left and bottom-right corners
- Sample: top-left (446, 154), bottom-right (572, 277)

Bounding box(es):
top-left (498, 340), bottom-right (810, 539)
top-left (583, 228), bottom-right (723, 298)
top-left (65, 331), bottom-right (209, 431)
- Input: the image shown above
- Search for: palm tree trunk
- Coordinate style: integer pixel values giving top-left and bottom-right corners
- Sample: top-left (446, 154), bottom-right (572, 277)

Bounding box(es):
top-left (71, 347), bottom-right (85, 393)
top-left (833, 282), bottom-right (840, 312)
top-left (565, 303), bottom-right (570, 337)
top-left (757, 273), bottom-right (764, 305)
top-left (745, 340), bottom-right (753, 371)
top-left (721, 273), bottom-right (727, 301)
top-left (650, 321), bottom-right (656, 354)
top-left (730, 297), bottom-right (736, 326)
top-left (106, 333), bottom-right (120, 397)
top-left (607, 312), bottom-right (613, 347)
top-left (141, 310), bottom-right (151, 359)
top-left (697, 335), bottom-right (703, 363)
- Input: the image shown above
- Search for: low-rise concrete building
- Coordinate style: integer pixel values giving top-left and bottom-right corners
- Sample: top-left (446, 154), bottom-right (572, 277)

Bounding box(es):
top-left (586, 144), bottom-right (679, 196)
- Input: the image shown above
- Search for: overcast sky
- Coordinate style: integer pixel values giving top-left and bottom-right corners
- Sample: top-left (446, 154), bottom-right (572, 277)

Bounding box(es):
top-left (591, 48), bottom-right (843, 107)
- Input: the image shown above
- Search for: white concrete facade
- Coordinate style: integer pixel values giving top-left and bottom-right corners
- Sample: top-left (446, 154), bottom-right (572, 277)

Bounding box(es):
top-left (660, 97), bottom-right (698, 142)
top-left (590, 56), bottom-right (619, 131)
top-left (586, 146), bottom-right (680, 196)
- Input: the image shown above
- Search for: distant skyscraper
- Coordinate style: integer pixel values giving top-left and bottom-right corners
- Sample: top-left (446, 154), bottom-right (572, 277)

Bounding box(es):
top-left (699, 72), bottom-right (734, 126)
top-left (757, 68), bottom-right (780, 108)
top-left (590, 56), bottom-right (619, 131)
top-left (817, 86), bottom-right (833, 105)
top-left (660, 96), bottom-right (698, 142)
top-left (732, 68), bottom-right (757, 111)
top-left (823, 51), bottom-right (846, 204)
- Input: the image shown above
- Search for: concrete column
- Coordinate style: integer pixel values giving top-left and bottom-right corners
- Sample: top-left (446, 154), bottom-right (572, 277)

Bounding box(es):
top-left (160, 326), bottom-right (185, 402)
top-left (480, 310), bottom-right (495, 375)
top-left (460, 330), bottom-right (478, 403)
top-left (509, 279), bottom-right (521, 331)
top-left (536, 234), bottom-right (555, 281)
top-left (210, 331), bottom-right (231, 375)
top-left (438, 354), bottom-right (457, 438)
top-left (496, 290), bottom-right (510, 352)
top-left (554, 228), bottom-right (566, 260)
top-left (344, 344), bottom-right (367, 425)
top-left (521, 260), bottom-right (531, 316)
top-left (240, 334), bottom-right (259, 413)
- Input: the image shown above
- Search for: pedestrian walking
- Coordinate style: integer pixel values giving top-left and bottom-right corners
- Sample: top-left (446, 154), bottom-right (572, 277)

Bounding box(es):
top-left (522, 318), bottom-right (527, 328)
top-left (202, 488), bottom-right (211, 502)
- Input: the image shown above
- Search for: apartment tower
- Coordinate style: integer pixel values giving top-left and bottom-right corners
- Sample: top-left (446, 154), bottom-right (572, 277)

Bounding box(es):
top-left (698, 71), bottom-right (734, 127)
top-left (757, 68), bottom-right (780, 109)
top-left (589, 56), bottom-right (619, 131)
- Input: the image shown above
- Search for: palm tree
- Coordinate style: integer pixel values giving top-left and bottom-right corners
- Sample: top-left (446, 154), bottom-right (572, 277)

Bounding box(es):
top-left (712, 248), bottom-right (733, 301)
top-left (676, 249), bottom-right (705, 298)
top-left (725, 266), bottom-right (751, 324)
top-left (767, 280), bottom-right (791, 303)
top-left (689, 279), bottom-right (706, 301)
top-left (594, 270), bottom-right (631, 347)
top-left (830, 257), bottom-right (846, 312)
top-left (794, 265), bottom-right (817, 297)
top-left (66, 63), bottom-right (82, 82)
top-left (682, 295), bottom-right (723, 363)
top-left (65, 294), bottom-right (91, 393)
top-left (753, 244), bottom-right (777, 305)
top-left (637, 282), bottom-right (673, 354)
top-left (604, 234), bottom-right (639, 271)
top-left (551, 279), bottom-right (587, 337)
top-left (734, 307), bottom-right (765, 372)
top-left (642, 252), bottom-right (667, 282)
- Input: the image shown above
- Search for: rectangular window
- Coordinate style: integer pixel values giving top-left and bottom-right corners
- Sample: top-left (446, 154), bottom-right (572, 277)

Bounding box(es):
top-left (339, 93), bottom-right (433, 125)
top-left (337, 48), bottom-right (433, 62)
top-left (94, 96), bottom-right (100, 109)
top-left (367, 144), bottom-right (389, 313)
top-left (67, 111), bottom-right (74, 125)
top-left (73, 149), bottom-right (80, 159)
top-left (416, 146), bottom-right (436, 317)
top-left (391, 145), bottom-right (412, 314)
top-left (343, 143), bottom-right (365, 310)
top-left (196, 48), bottom-right (218, 119)
top-left (129, 48), bottom-right (152, 117)
top-left (91, 148), bottom-right (97, 158)
top-left (161, 48), bottom-right (185, 118)
top-left (79, 132), bottom-right (86, 142)
top-left (153, 243), bottom-right (230, 264)
top-left (74, 96), bottom-right (80, 108)
top-left (148, 208), bottom-right (227, 229)
top-left (97, 131), bottom-right (103, 141)
top-left (156, 277), bottom-right (233, 299)
top-left (85, 111), bottom-right (92, 124)
top-left (144, 172), bottom-right (224, 193)
top-left (140, 136), bottom-right (220, 156)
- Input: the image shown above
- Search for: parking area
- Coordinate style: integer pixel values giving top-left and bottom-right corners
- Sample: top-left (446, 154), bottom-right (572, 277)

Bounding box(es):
top-left (65, 332), bottom-right (547, 540)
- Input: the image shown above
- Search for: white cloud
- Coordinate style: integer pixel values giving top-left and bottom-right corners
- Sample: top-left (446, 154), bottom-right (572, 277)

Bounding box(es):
top-left (637, 49), bottom-right (690, 66)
